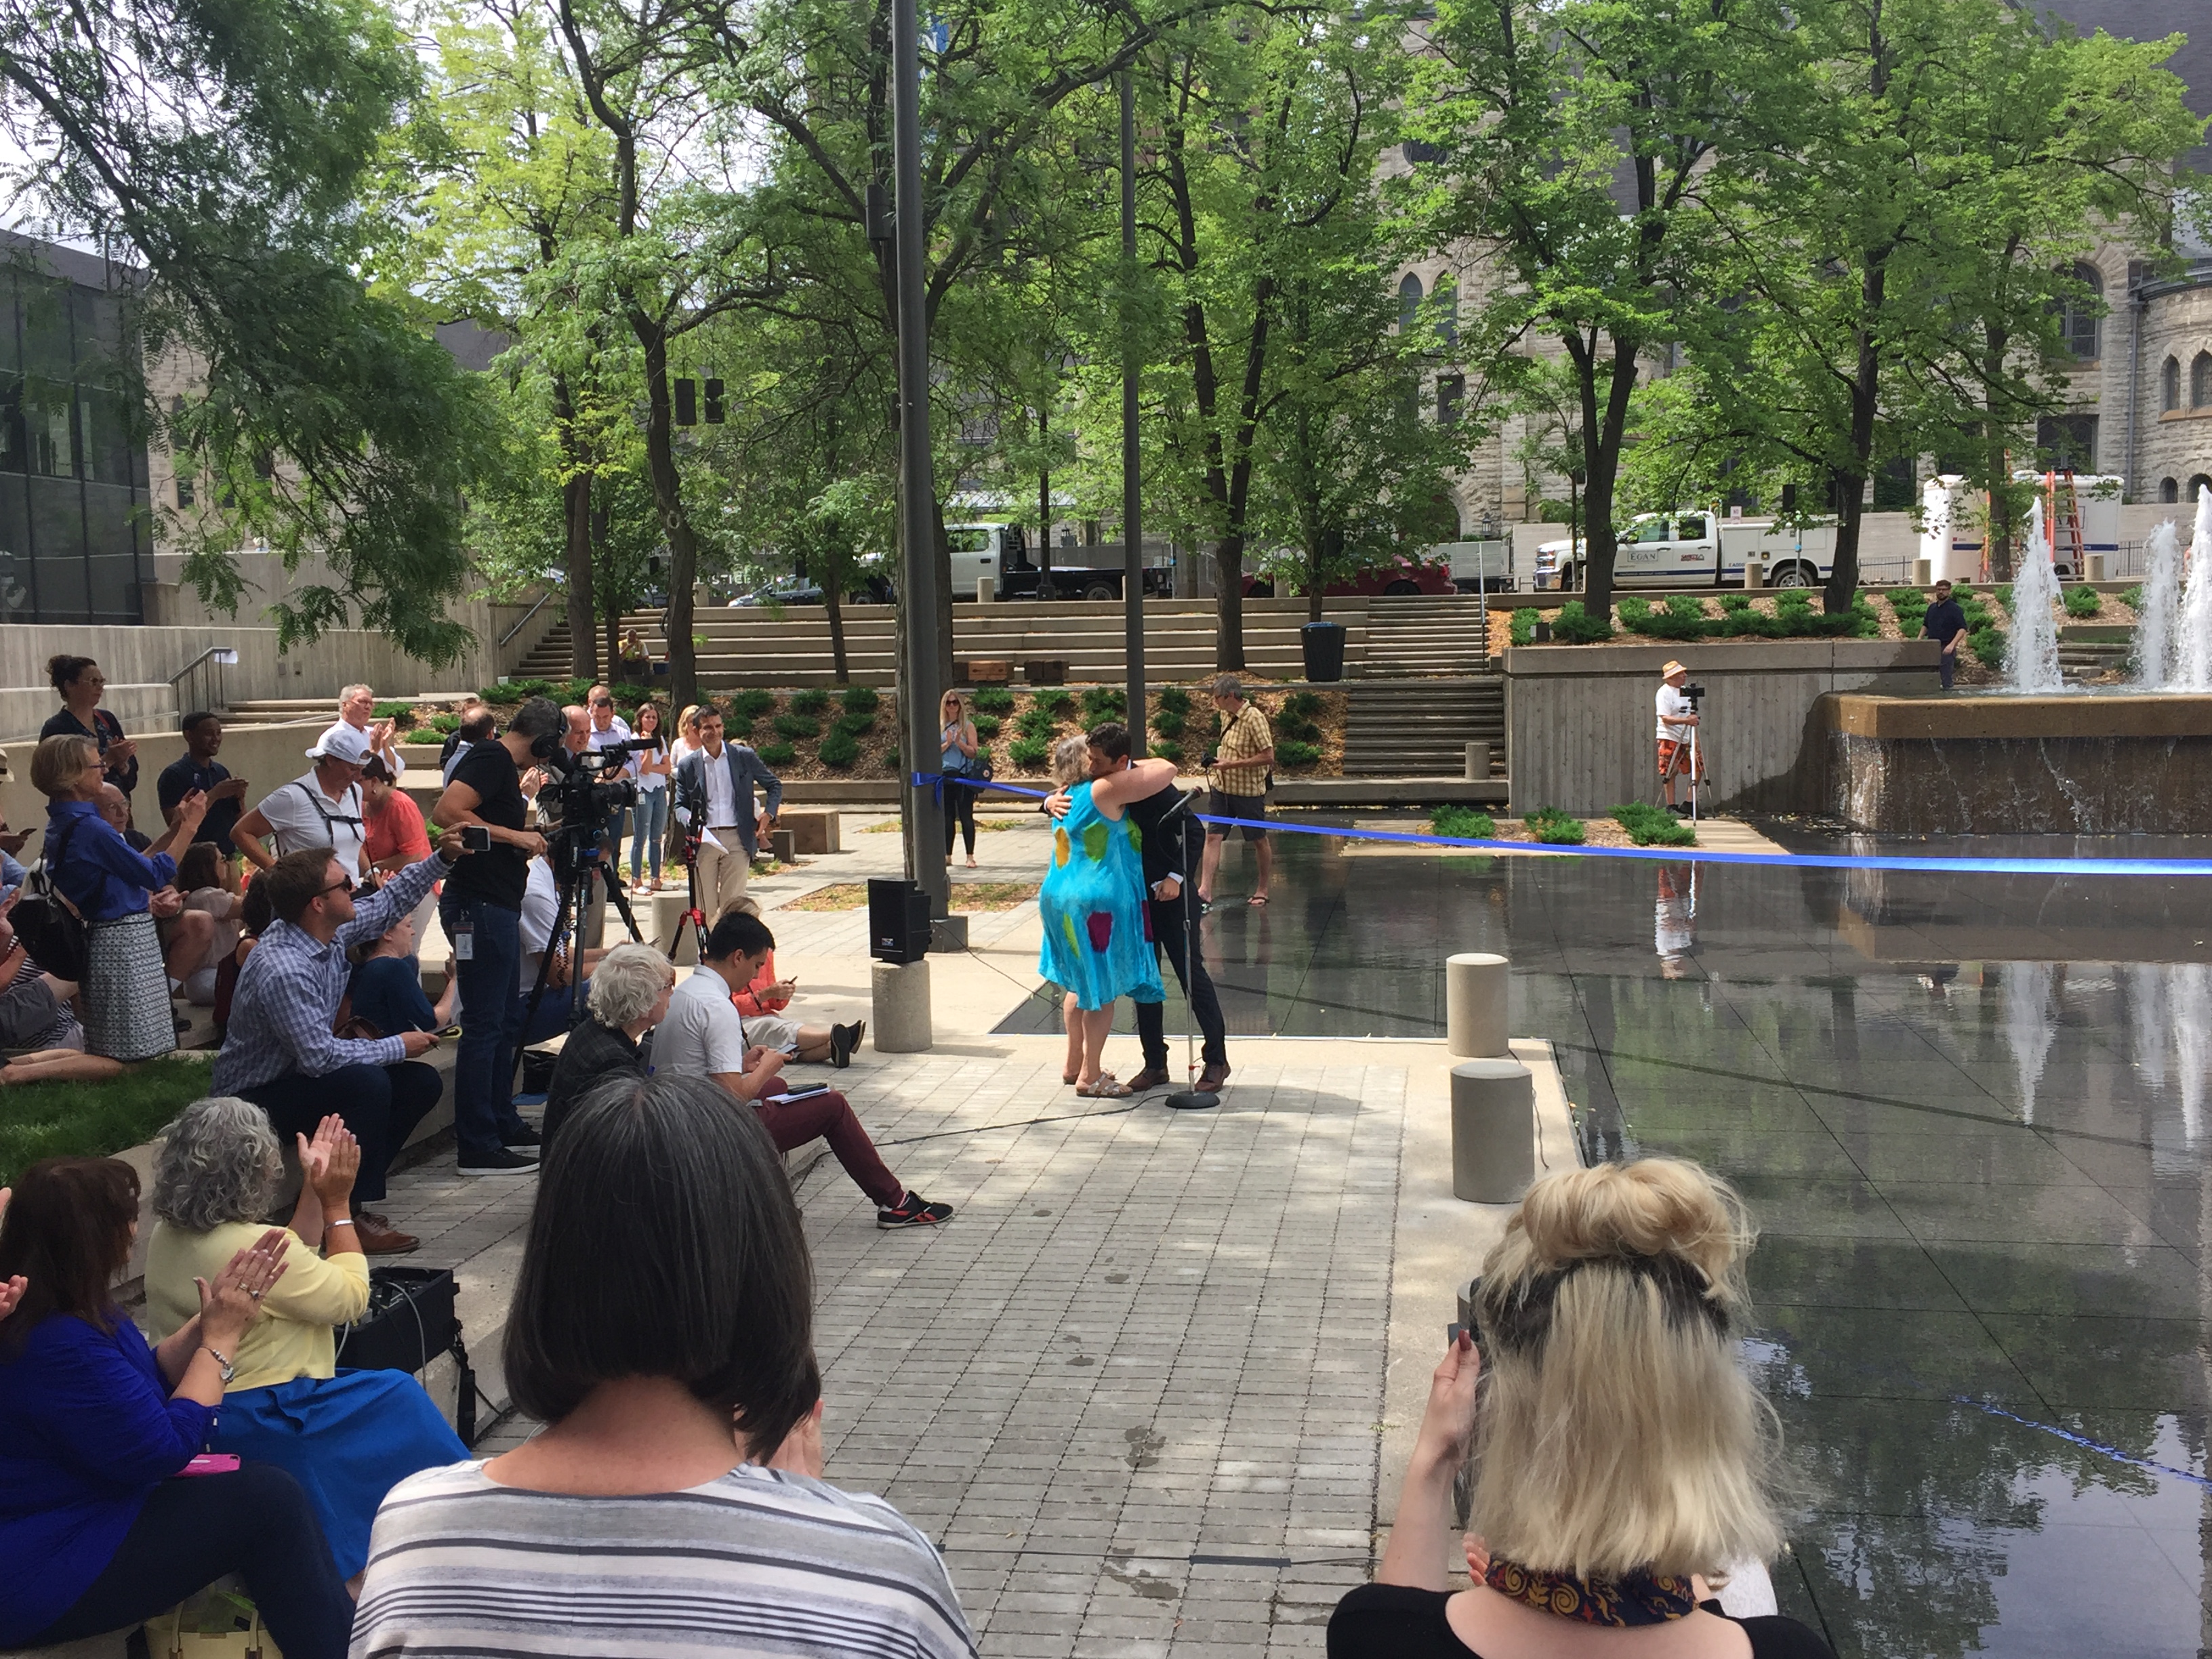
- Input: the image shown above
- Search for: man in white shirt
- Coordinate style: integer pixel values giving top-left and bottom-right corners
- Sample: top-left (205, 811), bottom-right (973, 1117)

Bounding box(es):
top-left (321, 683), bottom-right (407, 781)
top-left (672, 708), bottom-right (781, 922)
top-left (1655, 660), bottom-right (1703, 815)
top-left (232, 724), bottom-right (371, 877)
top-left (655, 910), bottom-right (950, 1229)
top-left (514, 855), bottom-right (611, 1044)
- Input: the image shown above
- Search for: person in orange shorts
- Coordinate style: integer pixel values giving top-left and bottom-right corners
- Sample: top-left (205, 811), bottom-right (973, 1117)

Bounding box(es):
top-left (1655, 661), bottom-right (1704, 815)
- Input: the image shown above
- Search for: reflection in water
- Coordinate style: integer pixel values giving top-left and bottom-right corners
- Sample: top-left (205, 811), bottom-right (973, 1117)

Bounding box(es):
top-left (1655, 864), bottom-right (1698, 978)
top-left (1999, 961), bottom-right (2057, 1126)
top-left (2129, 961), bottom-right (2212, 1146)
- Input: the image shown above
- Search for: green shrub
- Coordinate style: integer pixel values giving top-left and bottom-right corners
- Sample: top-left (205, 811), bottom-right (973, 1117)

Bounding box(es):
top-left (790, 689), bottom-right (830, 714)
top-left (1014, 706), bottom-right (1057, 740)
top-left (1552, 600), bottom-right (1613, 644)
top-left (734, 689), bottom-right (777, 718)
top-left (2121, 584), bottom-right (2144, 611)
top-left (1611, 801), bottom-right (1696, 846)
top-left (424, 712), bottom-right (461, 735)
top-left (1151, 738), bottom-right (1183, 764)
top-left (1031, 687), bottom-right (1074, 718)
top-left (1276, 739), bottom-right (1322, 768)
top-left (840, 684), bottom-right (880, 713)
top-left (610, 683), bottom-right (653, 705)
top-left (501, 678), bottom-right (555, 702)
top-left (1431, 804), bottom-right (1496, 840)
top-left (1619, 595), bottom-right (1714, 641)
top-left (1993, 583), bottom-right (2014, 613)
top-left (1282, 690), bottom-right (1324, 719)
top-left (818, 727), bottom-right (860, 768)
top-left (2064, 584), bottom-right (2101, 619)
top-left (1152, 708), bottom-right (1186, 739)
top-left (836, 710), bottom-right (876, 737)
top-left (972, 714), bottom-right (1002, 739)
top-left (1719, 592), bottom-right (1753, 613)
top-left (1009, 735), bottom-right (1050, 771)
top-left (1278, 716), bottom-right (1322, 745)
top-left (480, 682), bottom-right (521, 703)
top-left (756, 741), bottom-right (796, 765)
top-left (1886, 588), bottom-right (1929, 631)
top-left (972, 685), bottom-right (1016, 714)
top-left (1080, 686), bottom-right (1126, 723)
top-left (371, 701), bottom-right (417, 729)
top-left (721, 714), bottom-right (754, 741)
top-left (1969, 626), bottom-right (2008, 669)
top-left (773, 713), bottom-right (819, 740)
top-left (1525, 806), bottom-right (1585, 844)
top-left (1509, 608), bottom-right (1539, 645)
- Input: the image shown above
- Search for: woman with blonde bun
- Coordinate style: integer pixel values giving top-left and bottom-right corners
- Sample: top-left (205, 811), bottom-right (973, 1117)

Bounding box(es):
top-left (1330, 1158), bottom-right (1831, 1659)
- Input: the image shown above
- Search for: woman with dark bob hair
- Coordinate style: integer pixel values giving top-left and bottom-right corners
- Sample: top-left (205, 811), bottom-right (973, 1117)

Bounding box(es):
top-left (0, 1158), bottom-right (354, 1656)
top-left (352, 1072), bottom-right (977, 1658)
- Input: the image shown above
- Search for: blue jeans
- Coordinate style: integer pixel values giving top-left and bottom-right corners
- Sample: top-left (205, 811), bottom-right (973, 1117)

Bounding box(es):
top-left (630, 787), bottom-right (669, 880)
top-left (512, 978), bottom-right (591, 1047)
top-left (438, 897), bottom-right (530, 1160)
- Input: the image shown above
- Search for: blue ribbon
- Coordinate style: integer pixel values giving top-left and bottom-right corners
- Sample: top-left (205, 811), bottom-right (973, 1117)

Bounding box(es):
top-left (902, 772), bottom-right (2212, 878)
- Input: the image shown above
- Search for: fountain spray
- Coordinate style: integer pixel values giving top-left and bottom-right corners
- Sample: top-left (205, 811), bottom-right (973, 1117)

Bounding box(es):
top-left (2005, 497), bottom-right (2064, 694)
top-left (2133, 520), bottom-right (2183, 688)
top-left (2176, 485), bottom-right (2212, 692)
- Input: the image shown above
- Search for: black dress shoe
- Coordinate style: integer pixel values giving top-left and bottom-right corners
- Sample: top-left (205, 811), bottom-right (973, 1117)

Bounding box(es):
top-left (1124, 1067), bottom-right (1172, 1092)
top-left (830, 1021), bottom-right (865, 1069)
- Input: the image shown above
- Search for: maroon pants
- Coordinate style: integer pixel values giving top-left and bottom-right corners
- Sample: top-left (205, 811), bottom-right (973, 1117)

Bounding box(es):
top-left (754, 1086), bottom-right (904, 1208)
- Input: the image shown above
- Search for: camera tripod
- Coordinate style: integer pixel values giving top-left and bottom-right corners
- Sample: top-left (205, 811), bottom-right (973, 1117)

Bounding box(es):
top-left (515, 822), bottom-right (647, 1067)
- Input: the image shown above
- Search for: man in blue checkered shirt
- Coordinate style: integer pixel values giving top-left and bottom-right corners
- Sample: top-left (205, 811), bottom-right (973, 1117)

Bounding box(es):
top-left (211, 835), bottom-right (468, 1253)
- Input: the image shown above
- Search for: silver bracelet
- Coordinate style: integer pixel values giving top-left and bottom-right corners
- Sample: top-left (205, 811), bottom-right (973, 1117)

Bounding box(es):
top-left (326, 1218), bottom-right (356, 1229)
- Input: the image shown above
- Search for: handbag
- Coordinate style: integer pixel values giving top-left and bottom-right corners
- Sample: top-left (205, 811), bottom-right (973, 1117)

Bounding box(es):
top-left (13, 820), bottom-right (89, 981)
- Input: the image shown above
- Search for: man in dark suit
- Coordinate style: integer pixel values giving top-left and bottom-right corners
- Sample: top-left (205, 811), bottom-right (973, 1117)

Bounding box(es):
top-left (1050, 720), bottom-right (1229, 1094)
top-left (672, 708), bottom-right (783, 920)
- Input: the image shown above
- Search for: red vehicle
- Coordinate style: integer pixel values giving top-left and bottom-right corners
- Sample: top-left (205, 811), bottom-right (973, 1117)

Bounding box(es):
top-left (1241, 552), bottom-right (1454, 599)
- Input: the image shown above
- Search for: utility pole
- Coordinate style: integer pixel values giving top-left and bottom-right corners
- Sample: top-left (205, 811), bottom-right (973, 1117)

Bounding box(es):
top-left (1121, 70), bottom-right (1146, 756)
top-left (893, 0), bottom-right (947, 911)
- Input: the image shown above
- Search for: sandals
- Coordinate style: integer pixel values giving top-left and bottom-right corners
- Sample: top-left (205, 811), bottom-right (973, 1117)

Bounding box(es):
top-left (1076, 1073), bottom-right (1134, 1099)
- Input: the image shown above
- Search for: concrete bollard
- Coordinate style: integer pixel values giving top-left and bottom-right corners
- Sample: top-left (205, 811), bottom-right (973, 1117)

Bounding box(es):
top-left (1745, 560), bottom-right (1765, 590)
top-left (977, 576), bottom-right (995, 604)
top-left (1464, 740), bottom-right (1492, 781)
top-left (648, 890), bottom-right (698, 965)
top-left (1445, 951), bottom-right (1509, 1057)
top-left (1913, 556), bottom-right (1933, 588)
top-left (1451, 1059), bottom-right (1535, 1204)
top-left (872, 958), bottom-right (933, 1052)
top-left (2085, 552), bottom-right (2108, 582)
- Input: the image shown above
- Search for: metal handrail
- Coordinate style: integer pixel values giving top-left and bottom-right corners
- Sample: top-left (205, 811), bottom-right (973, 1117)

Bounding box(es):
top-left (497, 590), bottom-right (554, 649)
top-left (168, 645), bottom-right (237, 713)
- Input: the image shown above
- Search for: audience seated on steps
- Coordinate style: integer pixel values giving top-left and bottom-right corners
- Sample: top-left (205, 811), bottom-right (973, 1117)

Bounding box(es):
top-left (173, 844), bottom-right (243, 1008)
top-left (346, 909), bottom-right (456, 1039)
top-left (350, 1071), bottom-right (979, 1659)
top-left (541, 941), bottom-right (670, 1151)
top-left (144, 1099), bottom-right (466, 1592)
top-left (1328, 1158), bottom-right (1835, 1659)
top-left (0, 1162), bottom-right (354, 1659)
top-left (653, 910), bottom-right (947, 1231)
top-left (211, 842), bottom-right (468, 1256)
top-left (0, 890), bottom-right (120, 1088)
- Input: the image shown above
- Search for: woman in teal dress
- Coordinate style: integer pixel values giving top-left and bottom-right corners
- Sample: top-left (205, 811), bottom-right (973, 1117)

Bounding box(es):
top-left (1038, 736), bottom-right (1176, 1097)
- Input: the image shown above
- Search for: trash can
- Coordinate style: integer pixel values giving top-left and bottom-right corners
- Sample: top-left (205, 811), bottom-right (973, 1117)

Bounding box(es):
top-left (1300, 619), bottom-right (1347, 682)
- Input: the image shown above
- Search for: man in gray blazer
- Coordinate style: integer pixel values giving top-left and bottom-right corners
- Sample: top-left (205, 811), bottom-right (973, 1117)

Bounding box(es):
top-left (672, 707), bottom-right (783, 920)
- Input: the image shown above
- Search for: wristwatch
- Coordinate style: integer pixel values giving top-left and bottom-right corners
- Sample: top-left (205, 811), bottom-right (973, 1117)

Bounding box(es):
top-left (201, 1345), bottom-right (237, 1384)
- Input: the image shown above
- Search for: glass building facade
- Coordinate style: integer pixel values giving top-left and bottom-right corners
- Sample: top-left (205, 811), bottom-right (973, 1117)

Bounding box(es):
top-left (0, 232), bottom-right (152, 626)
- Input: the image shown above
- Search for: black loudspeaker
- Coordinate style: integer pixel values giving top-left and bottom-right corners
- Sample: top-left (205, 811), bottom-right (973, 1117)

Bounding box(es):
top-left (868, 877), bottom-right (930, 964)
top-left (333, 1266), bottom-right (478, 1445)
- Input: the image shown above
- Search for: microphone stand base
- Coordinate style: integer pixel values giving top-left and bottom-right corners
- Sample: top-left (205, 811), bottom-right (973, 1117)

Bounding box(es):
top-left (1164, 1090), bottom-right (1220, 1111)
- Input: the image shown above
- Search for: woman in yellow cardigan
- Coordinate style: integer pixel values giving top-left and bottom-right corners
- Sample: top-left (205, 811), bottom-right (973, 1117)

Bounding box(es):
top-left (145, 1099), bottom-right (465, 1586)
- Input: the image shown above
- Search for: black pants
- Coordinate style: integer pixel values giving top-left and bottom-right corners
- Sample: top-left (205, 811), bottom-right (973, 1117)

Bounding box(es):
top-left (243, 1061), bottom-right (441, 1204)
top-left (1938, 647), bottom-right (1957, 689)
top-left (1135, 888), bottom-right (1228, 1070)
top-left (28, 1463), bottom-right (353, 1659)
top-left (944, 784), bottom-right (977, 857)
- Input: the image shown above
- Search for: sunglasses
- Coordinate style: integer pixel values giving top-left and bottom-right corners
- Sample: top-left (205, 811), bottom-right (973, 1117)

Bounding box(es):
top-left (319, 876), bottom-right (355, 898)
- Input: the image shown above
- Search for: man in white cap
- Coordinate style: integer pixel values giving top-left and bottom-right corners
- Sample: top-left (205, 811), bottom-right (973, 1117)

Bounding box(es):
top-left (1656, 660), bottom-right (1702, 815)
top-left (231, 724), bottom-right (372, 877)
top-left (323, 682), bottom-right (407, 780)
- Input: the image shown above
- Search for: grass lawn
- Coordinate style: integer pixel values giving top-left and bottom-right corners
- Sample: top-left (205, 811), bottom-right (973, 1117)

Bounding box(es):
top-left (790, 881), bottom-right (1040, 913)
top-left (0, 1054), bottom-right (215, 1186)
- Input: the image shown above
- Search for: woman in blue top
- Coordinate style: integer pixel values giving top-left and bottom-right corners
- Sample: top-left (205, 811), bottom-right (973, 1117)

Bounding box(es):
top-left (0, 1158), bottom-right (353, 1657)
top-left (348, 909), bottom-right (456, 1037)
top-left (1037, 736), bottom-right (1174, 1097)
top-left (32, 733), bottom-right (206, 1063)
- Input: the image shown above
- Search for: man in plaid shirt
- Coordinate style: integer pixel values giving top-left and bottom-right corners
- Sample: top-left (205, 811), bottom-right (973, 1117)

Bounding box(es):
top-left (211, 836), bottom-right (468, 1253)
top-left (1199, 674), bottom-right (1275, 909)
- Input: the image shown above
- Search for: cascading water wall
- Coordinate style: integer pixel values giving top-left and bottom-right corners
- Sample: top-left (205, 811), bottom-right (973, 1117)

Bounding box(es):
top-left (2005, 497), bottom-right (2064, 694)
top-left (2133, 520), bottom-right (2184, 688)
top-left (2176, 484), bottom-right (2212, 692)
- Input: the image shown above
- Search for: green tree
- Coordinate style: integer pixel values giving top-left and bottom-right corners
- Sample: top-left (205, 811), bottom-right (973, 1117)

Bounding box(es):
top-left (1, 0), bottom-right (493, 657)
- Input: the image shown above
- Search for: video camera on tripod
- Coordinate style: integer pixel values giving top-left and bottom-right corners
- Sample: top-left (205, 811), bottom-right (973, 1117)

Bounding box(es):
top-left (536, 739), bottom-right (654, 872)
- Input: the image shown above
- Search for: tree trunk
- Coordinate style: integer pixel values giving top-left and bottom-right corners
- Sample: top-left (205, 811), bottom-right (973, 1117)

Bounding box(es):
top-left (1214, 535), bottom-right (1246, 668)
top-left (632, 314), bottom-right (698, 705)
top-left (825, 577), bottom-right (849, 684)
top-left (1827, 7), bottom-right (1890, 617)
top-left (554, 374), bottom-right (596, 682)
top-left (1038, 403), bottom-right (1054, 600)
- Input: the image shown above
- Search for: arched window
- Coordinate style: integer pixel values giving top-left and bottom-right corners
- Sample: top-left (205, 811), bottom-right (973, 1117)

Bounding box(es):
top-left (2060, 262), bottom-right (2102, 361)
top-left (1433, 275), bottom-right (1459, 350)
top-left (2162, 356), bottom-right (2182, 411)
top-left (1397, 273), bottom-right (1423, 333)
top-left (2161, 477), bottom-right (2180, 504)
top-left (2190, 473), bottom-right (2212, 502)
top-left (2194, 352), bottom-right (2212, 407)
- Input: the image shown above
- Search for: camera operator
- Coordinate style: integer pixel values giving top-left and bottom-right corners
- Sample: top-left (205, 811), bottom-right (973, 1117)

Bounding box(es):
top-left (430, 695), bottom-right (560, 1176)
top-left (1656, 660), bottom-right (1704, 817)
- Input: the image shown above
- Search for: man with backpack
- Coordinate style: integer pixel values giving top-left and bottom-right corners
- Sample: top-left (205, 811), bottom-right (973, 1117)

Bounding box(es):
top-left (230, 726), bottom-right (372, 879)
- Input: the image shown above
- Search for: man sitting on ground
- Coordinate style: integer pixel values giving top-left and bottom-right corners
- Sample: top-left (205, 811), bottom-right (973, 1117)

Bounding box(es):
top-left (653, 910), bottom-right (949, 1229)
top-left (211, 838), bottom-right (469, 1253)
top-left (725, 901), bottom-right (863, 1068)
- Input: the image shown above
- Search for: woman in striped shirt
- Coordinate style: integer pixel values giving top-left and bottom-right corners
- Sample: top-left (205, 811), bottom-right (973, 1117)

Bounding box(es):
top-left (350, 1072), bottom-right (976, 1659)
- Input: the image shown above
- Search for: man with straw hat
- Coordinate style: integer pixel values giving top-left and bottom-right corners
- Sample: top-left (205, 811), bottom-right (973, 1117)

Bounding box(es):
top-left (1656, 661), bottom-right (1703, 815)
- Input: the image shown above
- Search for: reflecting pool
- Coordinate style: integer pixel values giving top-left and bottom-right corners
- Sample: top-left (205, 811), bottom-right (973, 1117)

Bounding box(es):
top-left (997, 822), bottom-right (2212, 1657)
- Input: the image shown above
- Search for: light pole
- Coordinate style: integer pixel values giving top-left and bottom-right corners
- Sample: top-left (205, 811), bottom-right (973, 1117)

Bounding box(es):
top-left (892, 0), bottom-right (947, 913)
top-left (1121, 70), bottom-right (1146, 756)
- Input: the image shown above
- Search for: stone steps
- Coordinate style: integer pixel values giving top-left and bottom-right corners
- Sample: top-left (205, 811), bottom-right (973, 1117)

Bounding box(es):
top-left (1340, 676), bottom-right (1505, 777)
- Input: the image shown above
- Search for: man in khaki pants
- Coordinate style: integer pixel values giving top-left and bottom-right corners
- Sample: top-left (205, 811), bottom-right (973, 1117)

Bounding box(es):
top-left (673, 707), bottom-right (782, 919)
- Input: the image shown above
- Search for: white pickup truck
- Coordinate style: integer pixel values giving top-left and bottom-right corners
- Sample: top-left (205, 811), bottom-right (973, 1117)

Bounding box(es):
top-left (1532, 511), bottom-right (1837, 591)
